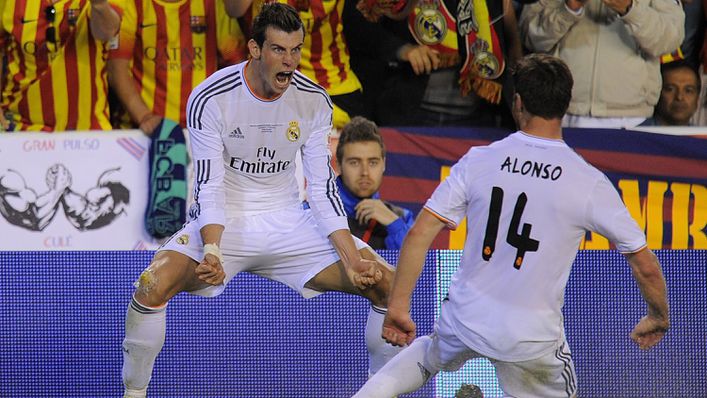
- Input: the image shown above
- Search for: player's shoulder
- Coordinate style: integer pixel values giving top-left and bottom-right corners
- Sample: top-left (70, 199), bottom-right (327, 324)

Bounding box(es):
top-left (190, 62), bottom-right (245, 100)
top-left (562, 145), bottom-right (605, 178)
top-left (461, 133), bottom-right (513, 160)
top-left (547, 140), bottom-right (610, 189)
top-left (289, 71), bottom-right (333, 110)
top-left (187, 62), bottom-right (245, 129)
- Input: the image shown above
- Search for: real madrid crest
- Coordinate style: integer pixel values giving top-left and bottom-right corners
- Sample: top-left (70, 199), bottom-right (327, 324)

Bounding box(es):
top-left (176, 234), bottom-right (189, 245)
top-left (413, 3), bottom-right (447, 46)
top-left (470, 40), bottom-right (503, 80)
top-left (286, 121), bottom-right (300, 142)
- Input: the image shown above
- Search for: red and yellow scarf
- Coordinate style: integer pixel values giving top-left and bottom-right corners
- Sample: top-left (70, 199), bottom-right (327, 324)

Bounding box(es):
top-left (358, 0), bottom-right (505, 103)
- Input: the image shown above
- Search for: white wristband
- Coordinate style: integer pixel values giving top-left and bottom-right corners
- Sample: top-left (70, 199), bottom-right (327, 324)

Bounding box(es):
top-left (203, 243), bottom-right (223, 262)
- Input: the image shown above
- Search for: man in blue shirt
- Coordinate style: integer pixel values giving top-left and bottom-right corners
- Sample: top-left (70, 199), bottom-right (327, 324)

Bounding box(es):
top-left (335, 117), bottom-right (414, 249)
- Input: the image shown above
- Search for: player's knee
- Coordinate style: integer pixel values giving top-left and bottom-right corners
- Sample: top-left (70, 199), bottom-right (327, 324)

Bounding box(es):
top-left (133, 269), bottom-right (171, 307)
top-left (135, 269), bottom-right (157, 294)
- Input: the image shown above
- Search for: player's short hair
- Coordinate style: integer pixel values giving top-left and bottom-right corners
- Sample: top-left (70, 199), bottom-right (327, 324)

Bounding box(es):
top-left (512, 53), bottom-right (573, 120)
top-left (251, 3), bottom-right (304, 47)
top-left (336, 116), bottom-right (386, 165)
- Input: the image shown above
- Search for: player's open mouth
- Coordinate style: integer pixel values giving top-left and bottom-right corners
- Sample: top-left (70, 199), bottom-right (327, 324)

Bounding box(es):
top-left (276, 71), bottom-right (293, 86)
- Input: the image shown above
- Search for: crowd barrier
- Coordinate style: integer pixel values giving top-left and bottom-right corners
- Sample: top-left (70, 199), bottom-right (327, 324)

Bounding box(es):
top-left (0, 131), bottom-right (157, 250)
top-left (1, 127), bottom-right (705, 251)
top-left (377, 127), bottom-right (707, 250)
top-left (0, 250), bottom-right (704, 397)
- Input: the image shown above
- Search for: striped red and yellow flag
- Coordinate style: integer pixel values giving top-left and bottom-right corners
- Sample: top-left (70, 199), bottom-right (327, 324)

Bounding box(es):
top-left (0, 0), bottom-right (122, 131)
top-left (109, 0), bottom-right (246, 128)
top-left (660, 47), bottom-right (685, 64)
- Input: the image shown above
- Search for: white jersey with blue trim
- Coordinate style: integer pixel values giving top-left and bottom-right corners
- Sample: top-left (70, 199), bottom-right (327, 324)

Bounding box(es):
top-left (185, 60), bottom-right (347, 236)
top-left (425, 131), bottom-right (647, 362)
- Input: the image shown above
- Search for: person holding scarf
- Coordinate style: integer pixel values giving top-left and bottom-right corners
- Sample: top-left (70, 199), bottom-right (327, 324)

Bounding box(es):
top-left (351, 0), bottom-right (522, 128)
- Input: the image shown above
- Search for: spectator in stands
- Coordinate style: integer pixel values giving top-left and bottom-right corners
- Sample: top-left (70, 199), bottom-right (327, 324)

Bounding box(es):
top-left (689, 1), bottom-right (707, 126)
top-left (335, 116), bottom-right (414, 250)
top-left (520, 0), bottom-right (685, 129)
top-left (0, 0), bottom-right (121, 132)
top-left (228, 0), bottom-right (370, 129)
top-left (108, 0), bottom-right (246, 133)
top-left (641, 61), bottom-right (700, 126)
top-left (348, 0), bottom-right (522, 129)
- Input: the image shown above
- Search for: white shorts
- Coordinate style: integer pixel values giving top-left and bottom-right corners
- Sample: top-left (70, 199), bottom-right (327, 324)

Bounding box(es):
top-left (425, 304), bottom-right (577, 398)
top-left (159, 205), bottom-right (369, 299)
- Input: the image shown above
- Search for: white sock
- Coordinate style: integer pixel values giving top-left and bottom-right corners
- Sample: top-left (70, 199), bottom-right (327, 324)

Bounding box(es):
top-left (366, 306), bottom-right (404, 376)
top-left (354, 336), bottom-right (435, 398)
top-left (123, 386), bottom-right (148, 398)
top-left (122, 295), bottom-right (167, 393)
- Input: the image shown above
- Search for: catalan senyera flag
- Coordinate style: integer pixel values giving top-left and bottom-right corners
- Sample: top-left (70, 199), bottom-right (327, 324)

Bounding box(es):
top-left (109, 0), bottom-right (246, 128)
top-left (660, 47), bottom-right (685, 64)
top-left (379, 127), bottom-right (707, 250)
top-left (0, 0), bottom-right (123, 131)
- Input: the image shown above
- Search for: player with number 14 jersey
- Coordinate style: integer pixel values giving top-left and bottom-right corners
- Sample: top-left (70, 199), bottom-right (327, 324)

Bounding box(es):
top-left (426, 131), bottom-right (646, 361)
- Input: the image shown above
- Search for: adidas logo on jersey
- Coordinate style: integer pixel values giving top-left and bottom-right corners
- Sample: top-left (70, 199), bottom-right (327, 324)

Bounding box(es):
top-left (229, 127), bottom-right (244, 139)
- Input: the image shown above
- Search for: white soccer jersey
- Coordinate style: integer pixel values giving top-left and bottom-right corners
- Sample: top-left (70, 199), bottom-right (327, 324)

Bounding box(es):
top-left (425, 131), bottom-right (646, 362)
top-left (185, 61), bottom-right (347, 236)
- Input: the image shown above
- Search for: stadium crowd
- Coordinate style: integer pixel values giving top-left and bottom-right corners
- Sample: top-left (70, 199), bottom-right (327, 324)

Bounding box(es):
top-left (0, 0), bottom-right (700, 134)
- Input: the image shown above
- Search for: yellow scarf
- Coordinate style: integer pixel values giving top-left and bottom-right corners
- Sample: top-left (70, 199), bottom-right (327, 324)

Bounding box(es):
top-left (407, 0), bottom-right (505, 103)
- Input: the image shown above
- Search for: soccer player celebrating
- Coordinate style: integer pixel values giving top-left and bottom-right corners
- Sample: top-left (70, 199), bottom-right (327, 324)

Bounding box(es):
top-left (121, 4), bottom-right (400, 397)
top-left (353, 54), bottom-right (670, 398)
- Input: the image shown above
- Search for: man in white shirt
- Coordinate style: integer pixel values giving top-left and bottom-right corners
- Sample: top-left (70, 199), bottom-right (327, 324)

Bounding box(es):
top-left (353, 54), bottom-right (669, 398)
top-left (121, 4), bottom-right (400, 397)
top-left (520, 0), bottom-right (684, 129)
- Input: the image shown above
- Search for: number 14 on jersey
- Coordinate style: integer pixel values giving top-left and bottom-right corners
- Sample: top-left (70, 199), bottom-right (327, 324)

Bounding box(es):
top-left (482, 187), bottom-right (539, 269)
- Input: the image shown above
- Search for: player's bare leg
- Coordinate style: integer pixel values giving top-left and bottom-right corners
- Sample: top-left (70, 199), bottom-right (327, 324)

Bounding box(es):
top-left (305, 248), bottom-right (402, 375)
top-left (122, 250), bottom-right (211, 398)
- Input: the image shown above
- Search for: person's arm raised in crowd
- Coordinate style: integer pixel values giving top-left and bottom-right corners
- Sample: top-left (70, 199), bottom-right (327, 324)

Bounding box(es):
top-left (609, 0), bottom-right (684, 57)
top-left (107, 58), bottom-right (162, 135)
top-left (518, 0), bottom-right (585, 53)
top-left (89, 0), bottom-right (121, 42)
top-left (626, 247), bottom-right (670, 350)
top-left (224, 0), bottom-right (254, 18)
